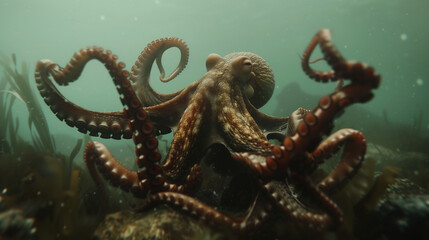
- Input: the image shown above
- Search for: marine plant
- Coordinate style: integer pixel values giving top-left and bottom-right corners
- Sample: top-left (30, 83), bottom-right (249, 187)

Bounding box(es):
top-left (0, 77), bottom-right (12, 154)
top-left (0, 54), bottom-right (55, 153)
top-left (0, 54), bottom-right (101, 239)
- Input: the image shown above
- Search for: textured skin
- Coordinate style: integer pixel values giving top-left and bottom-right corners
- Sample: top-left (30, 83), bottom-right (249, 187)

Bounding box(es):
top-left (34, 29), bottom-right (380, 234)
top-left (232, 29), bottom-right (380, 230)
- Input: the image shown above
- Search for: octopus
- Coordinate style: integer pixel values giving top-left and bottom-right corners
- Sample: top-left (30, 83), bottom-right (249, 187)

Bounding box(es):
top-left (34, 29), bottom-right (380, 234)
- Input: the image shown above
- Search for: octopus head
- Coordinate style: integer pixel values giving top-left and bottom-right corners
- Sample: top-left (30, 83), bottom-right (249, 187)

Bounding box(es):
top-left (205, 53), bottom-right (254, 97)
top-left (205, 52), bottom-right (274, 109)
top-left (225, 52), bottom-right (275, 108)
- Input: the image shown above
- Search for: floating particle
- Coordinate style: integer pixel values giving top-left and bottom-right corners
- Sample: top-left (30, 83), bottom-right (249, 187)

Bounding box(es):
top-left (416, 78), bottom-right (424, 86)
top-left (134, 16), bottom-right (138, 21)
top-left (100, 15), bottom-right (106, 21)
top-left (400, 33), bottom-right (407, 41)
top-left (1, 188), bottom-right (7, 194)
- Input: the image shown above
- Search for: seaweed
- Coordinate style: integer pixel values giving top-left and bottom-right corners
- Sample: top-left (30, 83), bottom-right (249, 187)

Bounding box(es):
top-left (0, 78), bottom-right (30, 155)
top-left (0, 53), bottom-right (100, 239)
top-left (0, 76), bottom-right (15, 154)
top-left (355, 166), bottom-right (401, 214)
top-left (66, 138), bottom-right (82, 185)
top-left (0, 54), bottom-right (55, 153)
top-left (0, 146), bottom-right (99, 240)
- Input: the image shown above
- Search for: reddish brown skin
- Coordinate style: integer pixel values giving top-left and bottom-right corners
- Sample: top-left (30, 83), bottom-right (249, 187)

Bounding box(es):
top-left (34, 29), bottom-right (380, 234)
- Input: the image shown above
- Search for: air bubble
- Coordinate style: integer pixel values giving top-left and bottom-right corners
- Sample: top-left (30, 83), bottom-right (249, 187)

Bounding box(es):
top-left (416, 78), bottom-right (423, 86)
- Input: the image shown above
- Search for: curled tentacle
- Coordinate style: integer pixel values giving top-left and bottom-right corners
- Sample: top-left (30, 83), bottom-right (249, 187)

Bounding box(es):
top-left (35, 49), bottom-right (135, 139)
top-left (45, 47), bottom-right (113, 86)
top-left (310, 129), bottom-right (366, 193)
top-left (131, 37), bottom-right (189, 107)
top-left (301, 30), bottom-right (338, 82)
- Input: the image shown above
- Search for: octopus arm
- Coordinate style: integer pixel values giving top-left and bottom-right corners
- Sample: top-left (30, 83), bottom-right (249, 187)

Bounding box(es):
top-left (161, 92), bottom-right (208, 181)
top-left (35, 59), bottom-right (169, 139)
top-left (135, 191), bottom-right (273, 232)
top-left (144, 80), bottom-right (200, 129)
top-left (136, 86), bottom-right (182, 109)
top-left (84, 141), bottom-right (140, 194)
top-left (263, 179), bottom-right (342, 231)
top-left (131, 37), bottom-right (189, 107)
top-left (218, 91), bottom-right (271, 153)
top-left (35, 61), bottom-right (131, 139)
top-left (244, 97), bottom-right (289, 135)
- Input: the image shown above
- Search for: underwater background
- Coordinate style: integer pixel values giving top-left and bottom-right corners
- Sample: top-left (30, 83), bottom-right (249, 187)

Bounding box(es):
top-left (1, 0), bottom-right (428, 137)
top-left (1, 0), bottom-right (429, 239)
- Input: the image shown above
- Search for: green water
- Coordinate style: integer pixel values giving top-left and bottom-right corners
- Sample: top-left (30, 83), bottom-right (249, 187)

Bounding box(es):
top-left (1, 1), bottom-right (429, 239)
top-left (1, 0), bottom-right (428, 141)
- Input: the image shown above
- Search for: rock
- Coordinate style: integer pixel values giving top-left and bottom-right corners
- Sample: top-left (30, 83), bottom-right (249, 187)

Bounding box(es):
top-left (371, 196), bottom-right (429, 240)
top-left (366, 143), bottom-right (429, 191)
top-left (94, 206), bottom-right (225, 240)
top-left (356, 178), bottom-right (429, 240)
top-left (383, 178), bottom-right (428, 200)
top-left (0, 208), bottom-right (36, 240)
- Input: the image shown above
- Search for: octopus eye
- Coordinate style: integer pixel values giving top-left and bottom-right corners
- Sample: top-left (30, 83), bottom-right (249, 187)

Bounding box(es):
top-left (242, 60), bottom-right (253, 74)
top-left (231, 56), bottom-right (253, 81)
top-left (243, 60), bottom-right (252, 66)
